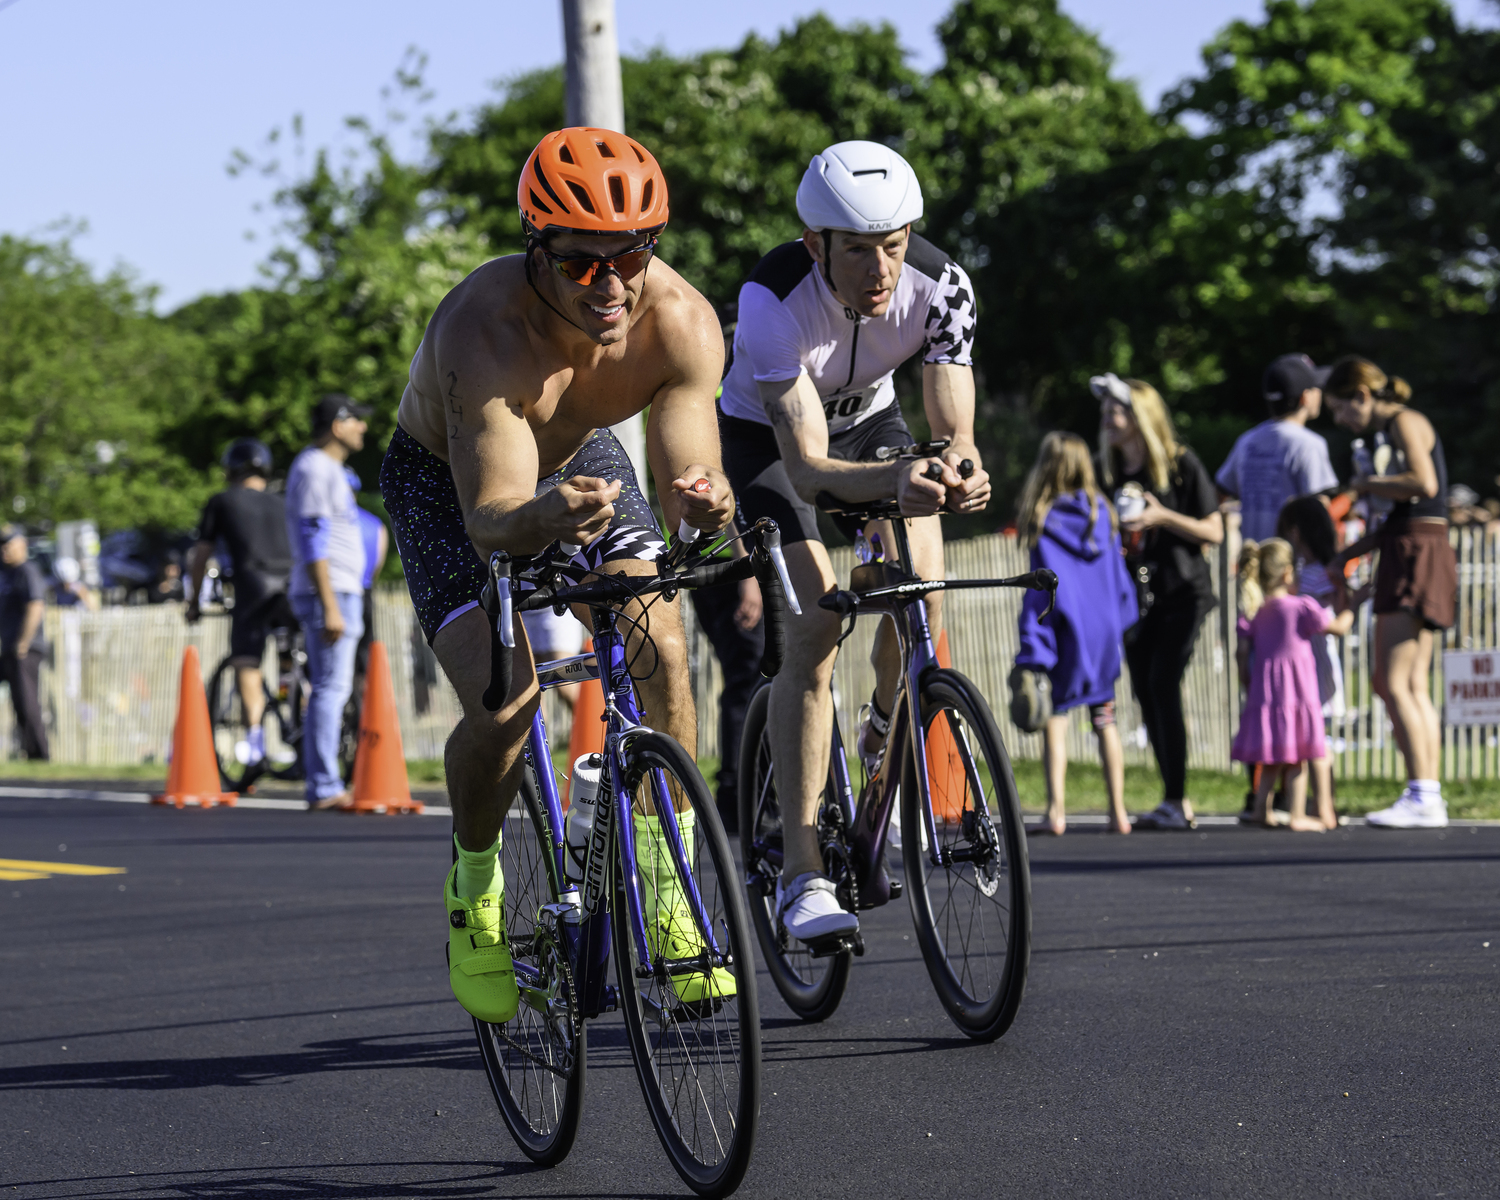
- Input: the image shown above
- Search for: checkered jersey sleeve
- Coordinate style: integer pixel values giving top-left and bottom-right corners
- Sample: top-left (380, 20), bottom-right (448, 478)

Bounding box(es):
top-left (921, 260), bottom-right (976, 367)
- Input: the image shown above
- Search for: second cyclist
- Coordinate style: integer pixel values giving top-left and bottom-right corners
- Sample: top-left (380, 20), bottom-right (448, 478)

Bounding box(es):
top-left (718, 141), bottom-right (989, 944)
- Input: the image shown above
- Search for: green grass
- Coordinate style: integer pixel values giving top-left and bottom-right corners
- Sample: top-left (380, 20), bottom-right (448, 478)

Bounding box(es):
top-left (0, 762), bottom-right (168, 781)
top-left (1007, 759), bottom-right (1500, 821)
top-left (8, 754), bottom-right (1498, 820)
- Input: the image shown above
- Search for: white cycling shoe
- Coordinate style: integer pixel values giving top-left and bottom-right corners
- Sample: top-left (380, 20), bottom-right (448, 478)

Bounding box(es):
top-left (776, 871), bottom-right (859, 942)
top-left (1365, 791), bottom-right (1448, 829)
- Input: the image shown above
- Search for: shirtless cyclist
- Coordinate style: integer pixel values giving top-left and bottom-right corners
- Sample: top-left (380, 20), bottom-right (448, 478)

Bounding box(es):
top-left (381, 128), bottom-right (733, 1023)
top-left (718, 141), bottom-right (990, 944)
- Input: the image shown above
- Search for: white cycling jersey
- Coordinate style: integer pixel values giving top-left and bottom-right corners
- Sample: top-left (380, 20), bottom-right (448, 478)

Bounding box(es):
top-left (719, 234), bottom-right (976, 434)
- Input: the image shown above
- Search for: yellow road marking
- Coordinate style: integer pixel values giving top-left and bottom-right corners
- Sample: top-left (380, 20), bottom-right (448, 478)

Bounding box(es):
top-left (0, 859), bottom-right (127, 878)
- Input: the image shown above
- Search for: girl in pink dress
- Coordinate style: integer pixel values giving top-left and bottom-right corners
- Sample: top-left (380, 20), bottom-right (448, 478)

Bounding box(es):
top-left (1233, 538), bottom-right (1355, 831)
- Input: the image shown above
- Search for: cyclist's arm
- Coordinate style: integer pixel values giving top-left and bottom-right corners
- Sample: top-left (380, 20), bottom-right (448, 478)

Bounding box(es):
top-left (186, 540), bottom-right (212, 614)
top-left (922, 363), bottom-right (990, 510)
top-left (646, 292), bottom-right (733, 535)
top-left (15, 599), bottom-right (43, 657)
top-left (440, 322), bottom-right (620, 555)
top-left (759, 374), bottom-right (949, 509)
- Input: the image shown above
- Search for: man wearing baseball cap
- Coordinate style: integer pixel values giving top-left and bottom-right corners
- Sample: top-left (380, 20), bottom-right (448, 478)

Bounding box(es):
top-left (0, 524), bottom-right (49, 760)
top-left (286, 393), bottom-right (370, 809)
top-left (1215, 353), bottom-right (1339, 541)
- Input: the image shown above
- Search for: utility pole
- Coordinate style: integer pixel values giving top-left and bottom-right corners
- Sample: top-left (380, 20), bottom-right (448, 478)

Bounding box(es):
top-left (561, 0), bottom-right (645, 486)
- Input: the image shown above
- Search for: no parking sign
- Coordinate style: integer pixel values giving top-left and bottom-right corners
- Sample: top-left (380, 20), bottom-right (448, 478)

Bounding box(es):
top-left (1443, 650), bottom-right (1500, 725)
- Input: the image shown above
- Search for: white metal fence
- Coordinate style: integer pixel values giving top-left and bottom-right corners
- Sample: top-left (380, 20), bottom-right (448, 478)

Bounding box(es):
top-left (6, 527), bottom-right (1497, 781)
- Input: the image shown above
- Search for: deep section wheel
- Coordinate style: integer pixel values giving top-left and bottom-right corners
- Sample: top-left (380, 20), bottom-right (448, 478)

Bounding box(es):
top-left (901, 668), bottom-right (1031, 1041)
top-left (615, 731), bottom-right (760, 1198)
top-left (738, 684), bottom-right (852, 1023)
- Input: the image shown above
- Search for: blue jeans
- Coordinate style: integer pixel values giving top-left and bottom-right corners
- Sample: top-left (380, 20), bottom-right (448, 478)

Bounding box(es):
top-left (291, 592), bottom-right (364, 801)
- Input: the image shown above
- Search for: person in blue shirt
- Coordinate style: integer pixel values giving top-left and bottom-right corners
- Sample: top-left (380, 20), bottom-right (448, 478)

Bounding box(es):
top-left (345, 465), bottom-right (389, 679)
top-left (1013, 433), bottom-right (1139, 835)
top-left (287, 395), bottom-right (369, 810)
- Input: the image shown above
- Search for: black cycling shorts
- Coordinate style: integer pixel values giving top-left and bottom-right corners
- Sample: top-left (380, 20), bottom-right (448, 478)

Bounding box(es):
top-left (229, 590), bottom-right (295, 661)
top-left (379, 425), bottom-right (664, 645)
top-left (719, 404), bottom-right (915, 545)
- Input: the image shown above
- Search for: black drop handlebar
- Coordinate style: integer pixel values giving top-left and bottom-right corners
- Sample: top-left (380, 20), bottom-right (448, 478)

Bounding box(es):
top-left (478, 519), bottom-right (799, 712)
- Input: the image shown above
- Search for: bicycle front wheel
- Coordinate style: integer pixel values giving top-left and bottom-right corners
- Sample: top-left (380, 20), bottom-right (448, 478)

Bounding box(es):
top-left (615, 731), bottom-right (760, 1198)
top-left (901, 668), bottom-right (1031, 1041)
top-left (738, 684), bottom-right (852, 1022)
top-left (474, 757), bottom-right (585, 1165)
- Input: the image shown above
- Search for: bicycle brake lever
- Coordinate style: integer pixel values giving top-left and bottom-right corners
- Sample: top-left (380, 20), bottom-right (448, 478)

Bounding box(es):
top-left (754, 519), bottom-right (802, 614)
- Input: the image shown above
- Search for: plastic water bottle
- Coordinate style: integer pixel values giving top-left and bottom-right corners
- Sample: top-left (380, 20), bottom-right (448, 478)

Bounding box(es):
top-left (854, 529), bottom-right (873, 565)
top-left (564, 753), bottom-right (603, 885)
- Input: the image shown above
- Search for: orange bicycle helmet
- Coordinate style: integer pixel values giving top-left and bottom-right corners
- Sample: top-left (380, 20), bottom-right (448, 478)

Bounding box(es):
top-left (518, 127), bottom-right (669, 239)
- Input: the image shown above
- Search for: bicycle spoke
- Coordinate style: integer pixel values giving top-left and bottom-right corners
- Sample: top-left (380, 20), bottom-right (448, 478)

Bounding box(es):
top-left (905, 671), bottom-right (1030, 1041)
top-left (614, 732), bottom-right (759, 1192)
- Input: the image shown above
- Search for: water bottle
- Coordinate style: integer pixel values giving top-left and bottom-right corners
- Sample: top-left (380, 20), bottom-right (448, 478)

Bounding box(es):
top-left (854, 530), bottom-right (873, 565)
top-left (563, 753), bottom-right (603, 885)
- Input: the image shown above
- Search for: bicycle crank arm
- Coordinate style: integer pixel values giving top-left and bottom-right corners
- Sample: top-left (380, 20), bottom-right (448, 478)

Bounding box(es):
top-left (806, 931), bottom-right (865, 959)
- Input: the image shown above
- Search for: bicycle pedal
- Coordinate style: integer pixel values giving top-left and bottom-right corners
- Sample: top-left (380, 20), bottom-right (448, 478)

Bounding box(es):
top-left (806, 932), bottom-right (863, 959)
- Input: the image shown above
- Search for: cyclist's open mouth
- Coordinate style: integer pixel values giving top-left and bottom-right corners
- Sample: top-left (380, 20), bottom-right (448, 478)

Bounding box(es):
top-left (587, 302), bottom-right (626, 323)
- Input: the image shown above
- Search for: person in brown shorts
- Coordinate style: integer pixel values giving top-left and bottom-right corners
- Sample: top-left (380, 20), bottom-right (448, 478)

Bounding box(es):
top-left (1327, 355), bottom-right (1455, 828)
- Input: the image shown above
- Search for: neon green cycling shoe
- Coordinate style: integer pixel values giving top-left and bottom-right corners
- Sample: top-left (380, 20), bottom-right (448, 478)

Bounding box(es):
top-left (444, 863), bottom-right (519, 1024)
top-left (635, 810), bottom-right (737, 1004)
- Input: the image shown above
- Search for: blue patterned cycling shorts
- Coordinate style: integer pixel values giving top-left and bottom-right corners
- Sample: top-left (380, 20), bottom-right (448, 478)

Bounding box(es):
top-left (379, 425), bottom-right (663, 644)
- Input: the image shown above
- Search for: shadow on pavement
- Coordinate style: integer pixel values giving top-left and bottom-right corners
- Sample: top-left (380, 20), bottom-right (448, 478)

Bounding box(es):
top-left (0, 1161), bottom-right (567, 1200)
top-left (0, 1033), bottom-right (473, 1092)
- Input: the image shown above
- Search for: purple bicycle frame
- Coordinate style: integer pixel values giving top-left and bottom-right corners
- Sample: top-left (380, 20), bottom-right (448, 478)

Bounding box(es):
top-left (525, 608), bottom-right (723, 1010)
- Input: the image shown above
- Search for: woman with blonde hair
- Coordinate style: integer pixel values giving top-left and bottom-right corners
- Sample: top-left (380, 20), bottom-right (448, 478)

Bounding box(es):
top-left (1232, 538), bottom-right (1356, 830)
top-left (1012, 432), bottom-right (1138, 834)
top-left (1325, 356), bottom-right (1455, 828)
top-left (1095, 373), bottom-right (1224, 829)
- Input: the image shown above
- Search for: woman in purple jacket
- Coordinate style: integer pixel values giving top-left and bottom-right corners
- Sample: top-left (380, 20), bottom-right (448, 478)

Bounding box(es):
top-left (1013, 433), bottom-right (1139, 834)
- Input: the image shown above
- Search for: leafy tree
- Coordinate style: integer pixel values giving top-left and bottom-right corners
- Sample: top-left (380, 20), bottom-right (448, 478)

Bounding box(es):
top-left (0, 233), bottom-right (217, 531)
top-left (172, 97), bottom-right (490, 493)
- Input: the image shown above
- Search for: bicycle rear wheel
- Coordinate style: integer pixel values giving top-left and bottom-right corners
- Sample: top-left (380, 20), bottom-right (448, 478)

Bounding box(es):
top-left (473, 756), bottom-right (585, 1165)
top-left (207, 656), bottom-right (282, 790)
top-left (901, 668), bottom-right (1030, 1041)
top-left (615, 731), bottom-right (760, 1198)
top-left (738, 684), bottom-right (853, 1022)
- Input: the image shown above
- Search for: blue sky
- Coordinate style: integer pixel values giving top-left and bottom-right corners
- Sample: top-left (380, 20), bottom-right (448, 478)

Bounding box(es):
top-left (1, 0), bottom-right (1493, 309)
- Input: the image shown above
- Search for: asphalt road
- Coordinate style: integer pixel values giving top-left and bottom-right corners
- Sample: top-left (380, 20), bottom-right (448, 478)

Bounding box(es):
top-left (2, 790), bottom-right (1497, 1199)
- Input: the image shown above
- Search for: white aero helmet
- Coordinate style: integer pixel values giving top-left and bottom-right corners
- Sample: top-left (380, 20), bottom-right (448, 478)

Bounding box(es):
top-left (796, 140), bottom-right (923, 234)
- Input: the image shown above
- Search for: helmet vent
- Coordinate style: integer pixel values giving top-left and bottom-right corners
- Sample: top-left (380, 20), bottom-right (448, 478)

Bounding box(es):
top-left (641, 178), bottom-right (654, 213)
top-left (557, 143), bottom-right (575, 164)
top-left (566, 181), bottom-right (596, 214)
top-left (608, 175), bottom-right (626, 214)
top-left (532, 157), bottom-right (570, 213)
top-left (631, 144), bottom-right (645, 163)
top-left (852, 169), bottom-right (888, 178)
top-left (528, 189), bottom-right (553, 215)
top-left (595, 139), bottom-right (615, 158)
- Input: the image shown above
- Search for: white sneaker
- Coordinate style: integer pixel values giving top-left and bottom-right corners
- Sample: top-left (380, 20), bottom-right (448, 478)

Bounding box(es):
top-left (776, 871), bottom-right (858, 941)
top-left (1365, 792), bottom-right (1448, 829)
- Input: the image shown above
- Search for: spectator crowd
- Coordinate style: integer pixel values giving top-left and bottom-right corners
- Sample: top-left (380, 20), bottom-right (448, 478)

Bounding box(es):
top-left (0, 361), bottom-right (1487, 833)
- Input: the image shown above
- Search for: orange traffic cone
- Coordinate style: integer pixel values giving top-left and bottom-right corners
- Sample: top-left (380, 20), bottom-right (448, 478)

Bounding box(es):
top-left (348, 642), bottom-right (423, 814)
top-left (564, 638), bottom-right (607, 809)
top-left (926, 628), bottom-right (966, 823)
top-left (152, 645), bottom-right (237, 808)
